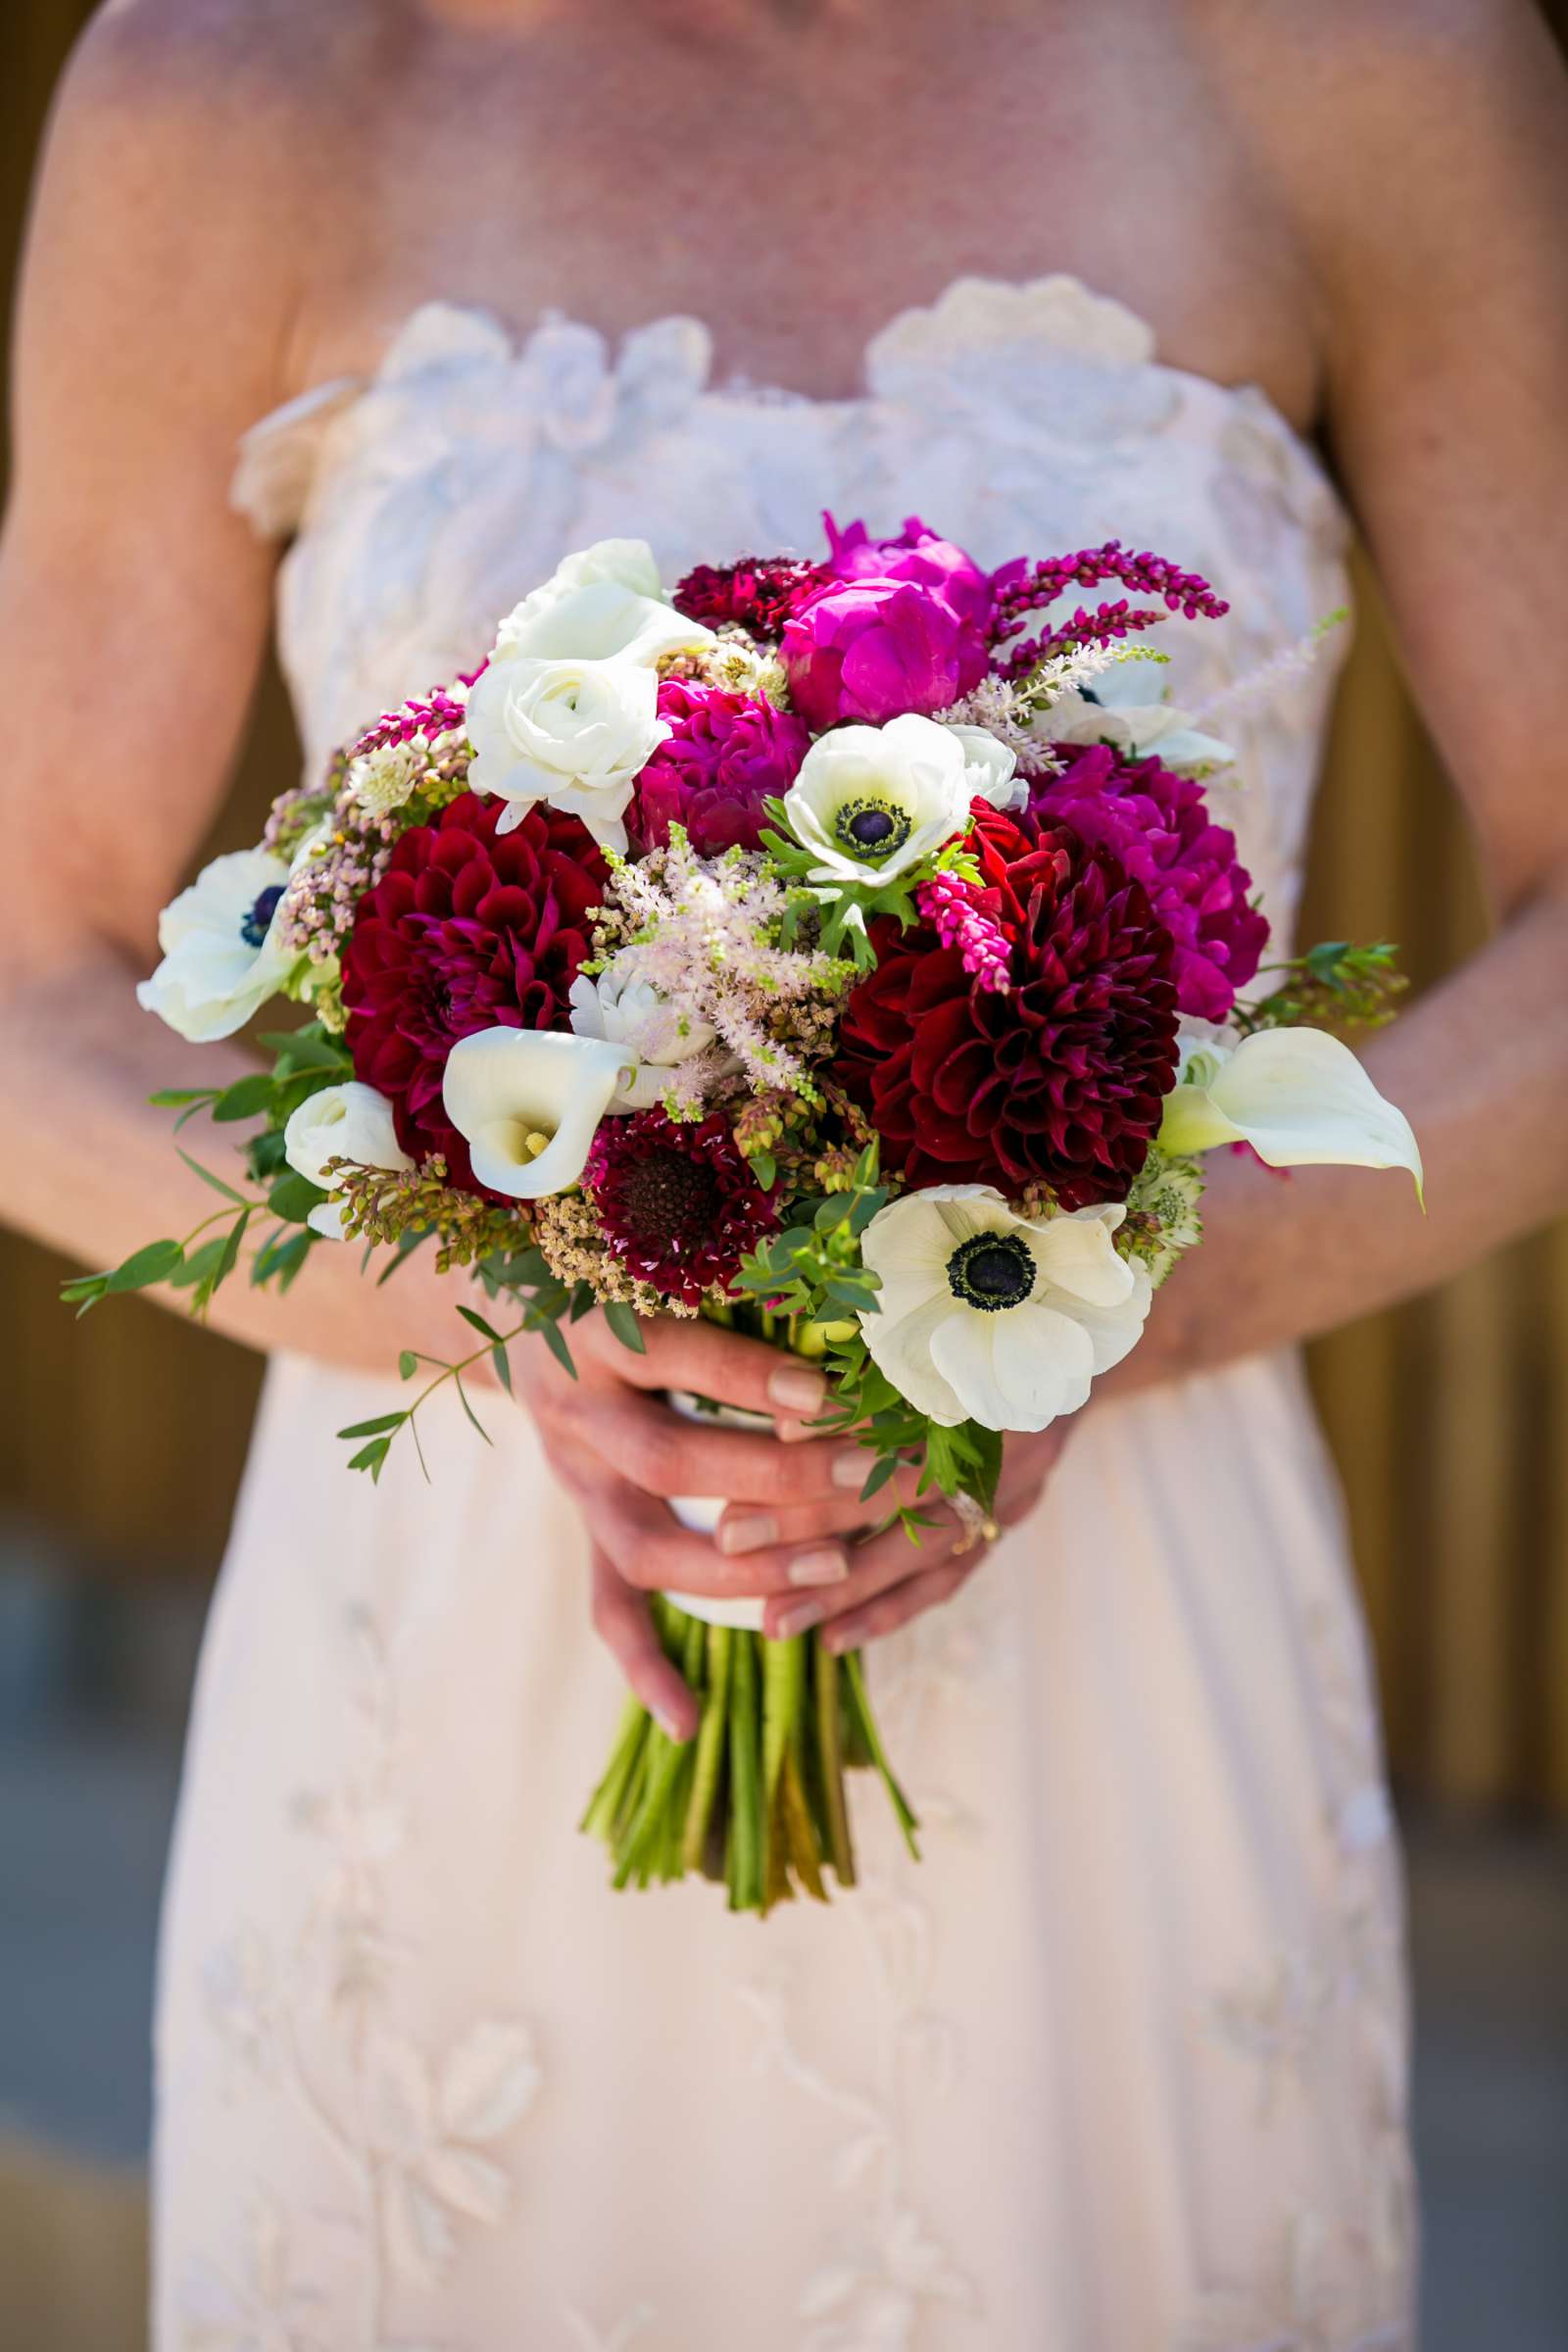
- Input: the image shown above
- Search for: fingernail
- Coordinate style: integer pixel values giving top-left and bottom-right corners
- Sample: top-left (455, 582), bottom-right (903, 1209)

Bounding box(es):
top-left (775, 1598), bottom-right (827, 1639)
top-left (820, 1624), bottom-right (855, 1655)
top-left (831, 1447), bottom-right (868, 1491)
top-left (788, 1547), bottom-right (847, 1588)
top-left (768, 1364), bottom-right (828, 1415)
top-left (655, 1706), bottom-right (690, 1742)
top-left (775, 1418), bottom-right (820, 1446)
top-left (718, 1512), bottom-right (777, 1555)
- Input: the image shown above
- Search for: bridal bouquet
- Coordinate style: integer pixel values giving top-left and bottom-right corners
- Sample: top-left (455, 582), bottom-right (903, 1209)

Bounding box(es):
top-left (77, 515), bottom-right (1421, 1912)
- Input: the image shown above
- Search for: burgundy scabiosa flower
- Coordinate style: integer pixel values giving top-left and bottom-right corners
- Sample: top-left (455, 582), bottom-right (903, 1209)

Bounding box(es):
top-left (824, 512), bottom-right (995, 631)
top-left (671, 557), bottom-right (829, 640)
top-left (341, 791), bottom-right (608, 1188)
top-left (584, 1110), bottom-right (778, 1306)
top-left (834, 805), bottom-right (1179, 1207)
top-left (631, 680), bottom-right (811, 857)
top-left (1028, 744), bottom-right (1267, 1022)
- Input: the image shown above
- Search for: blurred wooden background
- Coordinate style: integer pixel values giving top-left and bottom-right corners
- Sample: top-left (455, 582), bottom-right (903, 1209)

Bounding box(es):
top-left (3, 0), bottom-right (1565, 1811)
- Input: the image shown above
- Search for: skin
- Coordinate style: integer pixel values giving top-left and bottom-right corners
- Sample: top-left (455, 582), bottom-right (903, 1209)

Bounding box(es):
top-left (2, 0), bottom-right (1565, 1741)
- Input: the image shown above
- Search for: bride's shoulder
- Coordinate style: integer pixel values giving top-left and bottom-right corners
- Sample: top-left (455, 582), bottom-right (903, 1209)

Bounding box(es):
top-left (58, 0), bottom-right (387, 153)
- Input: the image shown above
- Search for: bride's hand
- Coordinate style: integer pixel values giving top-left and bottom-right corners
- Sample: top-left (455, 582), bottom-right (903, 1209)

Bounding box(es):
top-left (752, 1424), bottom-right (1071, 1655)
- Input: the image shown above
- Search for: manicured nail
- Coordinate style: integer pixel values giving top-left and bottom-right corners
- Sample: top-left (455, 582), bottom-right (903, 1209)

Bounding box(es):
top-left (775, 1417), bottom-right (820, 1445)
top-left (831, 1447), bottom-right (869, 1491)
top-left (820, 1624), bottom-right (855, 1655)
top-left (775, 1598), bottom-right (827, 1639)
top-left (655, 1705), bottom-right (690, 1742)
top-left (718, 1512), bottom-right (777, 1555)
top-left (788, 1547), bottom-right (847, 1588)
top-left (767, 1363), bottom-right (828, 1415)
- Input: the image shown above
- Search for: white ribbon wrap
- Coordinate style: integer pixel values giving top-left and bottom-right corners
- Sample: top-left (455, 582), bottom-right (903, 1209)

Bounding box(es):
top-left (662, 1390), bottom-right (768, 1633)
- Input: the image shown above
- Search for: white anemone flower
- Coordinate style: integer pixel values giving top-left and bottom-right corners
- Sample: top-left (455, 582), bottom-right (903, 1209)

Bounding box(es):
top-left (1160, 1027), bottom-right (1423, 1197)
top-left (940, 722), bottom-right (1024, 810)
top-left (441, 1028), bottom-right (635, 1200)
top-left (1038, 657), bottom-right (1236, 773)
top-left (136, 847), bottom-right (295, 1043)
top-left (782, 713), bottom-right (976, 887)
top-left (282, 1082), bottom-right (414, 1240)
top-left (567, 967), bottom-right (716, 1110)
top-left (858, 1185), bottom-right (1152, 1433)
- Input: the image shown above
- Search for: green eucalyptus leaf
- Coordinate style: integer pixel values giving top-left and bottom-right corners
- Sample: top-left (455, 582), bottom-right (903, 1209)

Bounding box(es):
top-left (602, 1299), bottom-right (647, 1354)
top-left (176, 1148), bottom-right (251, 1208)
top-left (336, 1411), bottom-right (409, 1440)
top-left (211, 1072), bottom-right (277, 1124)
top-left (106, 1238), bottom-right (184, 1293)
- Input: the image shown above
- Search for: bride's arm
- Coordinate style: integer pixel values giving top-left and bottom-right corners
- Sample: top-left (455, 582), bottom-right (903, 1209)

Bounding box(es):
top-left (0, 24), bottom-right (890, 1732)
top-left (1105, 0), bottom-right (1568, 1397)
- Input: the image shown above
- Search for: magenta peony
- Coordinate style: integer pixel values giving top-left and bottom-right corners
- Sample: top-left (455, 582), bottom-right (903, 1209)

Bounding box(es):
top-left (824, 512), bottom-right (995, 630)
top-left (631, 680), bottom-right (812, 856)
top-left (1029, 744), bottom-right (1267, 1022)
top-left (781, 576), bottom-right (991, 732)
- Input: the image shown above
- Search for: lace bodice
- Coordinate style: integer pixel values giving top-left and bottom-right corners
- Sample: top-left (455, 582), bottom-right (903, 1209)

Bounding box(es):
top-left (233, 272), bottom-right (1351, 936)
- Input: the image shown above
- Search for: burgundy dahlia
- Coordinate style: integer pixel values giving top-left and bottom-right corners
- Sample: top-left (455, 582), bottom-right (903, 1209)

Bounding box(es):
top-left (835, 806), bottom-right (1179, 1207)
top-left (670, 557), bottom-right (829, 640)
top-left (341, 791), bottom-right (608, 1188)
top-left (585, 1111), bottom-right (778, 1307)
top-left (1029, 744), bottom-right (1267, 1022)
top-left (631, 680), bottom-right (811, 856)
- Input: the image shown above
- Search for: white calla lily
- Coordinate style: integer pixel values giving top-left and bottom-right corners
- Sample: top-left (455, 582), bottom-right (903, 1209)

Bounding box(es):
top-left (282, 1082), bottom-right (413, 1239)
top-left (136, 847), bottom-right (294, 1042)
top-left (782, 713), bottom-right (975, 887)
top-left (1160, 1027), bottom-right (1423, 1198)
top-left (441, 1028), bottom-right (634, 1200)
top-left (858, 1185), bottom-right (1152, 1433)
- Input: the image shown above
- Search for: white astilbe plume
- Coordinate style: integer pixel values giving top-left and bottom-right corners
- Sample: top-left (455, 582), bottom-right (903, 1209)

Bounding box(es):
top-left (600, 834), bottom-right (850, 1103)
top-left (1191, 609), bottom-right (1349, 730)
top-left (936, 675), bottom-right (1059, 774)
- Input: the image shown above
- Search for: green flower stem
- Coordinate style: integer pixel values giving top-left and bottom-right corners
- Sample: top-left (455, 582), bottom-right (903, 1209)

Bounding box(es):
top-left (844, 1651), bottom-right (920, 1862)
top-left (683, 1625), bottom-right (733, 1872)
top-left (579, 1693), bottom-right (647, 1839)
top-left (813, 1638), bottom-right (857, 1887)
top-left (727, 1632), bottom-right (764, 1912)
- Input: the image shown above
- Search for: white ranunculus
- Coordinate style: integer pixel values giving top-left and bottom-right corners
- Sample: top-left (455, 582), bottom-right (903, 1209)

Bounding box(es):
top-left (282, 1082), bottom-right (414, 1240)
top-left (441, 1027), bottom-right (634, 1200)
top-left (858, 1185), bottom-right (1152, 1433)
top-left (1038, 659), bottom-right (1236, 773)
top-left (941, 722), bottom-right (1024, 809)
top-left (1161, 1027), bottom-right (1423, 1197)
top-left (465, 656), bottom-right (667, 852)
top-left (490, 571), bottom-right (712, 672)
top-left (782, 713), bottom-right (976, 887)
top-left (568, 967), bottom-right (716, 1110)
top-left (494, 539), bottom-right (670, 649)
top-left (136, 847), bottom-right (295, 1043)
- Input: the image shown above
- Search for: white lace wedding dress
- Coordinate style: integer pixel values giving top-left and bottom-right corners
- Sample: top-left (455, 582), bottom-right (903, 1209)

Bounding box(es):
top-left (153, 278), bottom-right (1416, 2352)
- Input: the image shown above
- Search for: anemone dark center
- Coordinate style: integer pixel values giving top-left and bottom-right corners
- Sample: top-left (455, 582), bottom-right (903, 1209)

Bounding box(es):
top-left (946, 1231), bottom-right (1036, 1312)
top-left (835, 795), bottom-right (911, 858)
top-left (616, 1149), bottom-right (721, 1245)
top-left (239, 884), bottom-right (284, 949)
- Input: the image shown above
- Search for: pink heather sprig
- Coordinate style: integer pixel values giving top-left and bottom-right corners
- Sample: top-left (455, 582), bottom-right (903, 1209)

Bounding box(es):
top-left (350, 684), bottom-right (471, 760)
top-left (916, 872), bottom-right (1012, 995)
top-left (990, 541), bottom-right (1229, 683)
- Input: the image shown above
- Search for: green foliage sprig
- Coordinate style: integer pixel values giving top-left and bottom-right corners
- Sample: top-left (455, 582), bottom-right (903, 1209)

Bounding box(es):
top-left (1236, 939), bottom-right (1408, 1035)
top-left (760, 798), bottom-right (979, 970)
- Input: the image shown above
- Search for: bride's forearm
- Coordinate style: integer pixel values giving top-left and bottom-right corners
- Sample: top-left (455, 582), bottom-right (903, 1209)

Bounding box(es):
top-left (0, 942), bottom-right (466, 1377)
top-left (1106, 874), bottom-right (1568, 1394)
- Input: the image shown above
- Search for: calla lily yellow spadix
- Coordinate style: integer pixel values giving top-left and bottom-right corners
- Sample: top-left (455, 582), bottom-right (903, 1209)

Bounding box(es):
top-left (441, 1028), bottom-right (635, 1200)
top-left (1160, 1028), bottom-right (1424, 1202)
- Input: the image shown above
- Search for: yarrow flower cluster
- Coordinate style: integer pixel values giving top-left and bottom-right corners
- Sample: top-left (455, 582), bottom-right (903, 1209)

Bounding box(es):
top-left (123, 514), bottom-right (1422, 1912)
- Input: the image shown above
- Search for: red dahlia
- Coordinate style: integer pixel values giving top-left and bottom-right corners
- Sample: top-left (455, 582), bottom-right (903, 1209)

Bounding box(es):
top-left (584, 1111), bottom-right (778, 1307)
top-left (834, 805), bottom-right (1180, 1207)
top-left (341, 791), bottom-right (608, 1188)
top-left (670, 557), bottom-right (830, 640)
